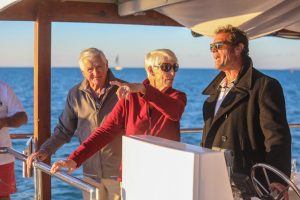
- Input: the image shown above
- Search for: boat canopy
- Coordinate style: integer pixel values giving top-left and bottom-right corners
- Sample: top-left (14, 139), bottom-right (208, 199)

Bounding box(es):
top-left (155, 0), bottom-right (300, 39)
top-left (1, 0), bottom-right (300, 39)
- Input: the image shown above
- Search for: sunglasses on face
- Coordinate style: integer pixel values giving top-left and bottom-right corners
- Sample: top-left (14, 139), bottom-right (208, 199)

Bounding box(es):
top-left (209, 41), bottom-right (232, 52)
top-left (157, 63), bottom-right (179, 72)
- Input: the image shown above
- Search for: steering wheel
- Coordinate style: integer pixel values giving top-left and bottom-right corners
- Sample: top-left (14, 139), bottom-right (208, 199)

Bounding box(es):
top-left (251, 163), bottom-right (300, 200)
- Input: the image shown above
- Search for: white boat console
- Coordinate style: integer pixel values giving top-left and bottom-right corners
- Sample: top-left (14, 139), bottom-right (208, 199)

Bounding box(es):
top-left (122, 135), bottom-right (234, 200)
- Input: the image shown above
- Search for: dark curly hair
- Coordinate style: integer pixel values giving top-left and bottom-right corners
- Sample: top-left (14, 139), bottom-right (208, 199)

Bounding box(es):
top-left (215, 25), bottom-right (249, 58)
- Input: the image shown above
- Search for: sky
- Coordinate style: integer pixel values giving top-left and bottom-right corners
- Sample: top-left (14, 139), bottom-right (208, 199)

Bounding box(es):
top-left (1, 21), bottom-right (300, 69)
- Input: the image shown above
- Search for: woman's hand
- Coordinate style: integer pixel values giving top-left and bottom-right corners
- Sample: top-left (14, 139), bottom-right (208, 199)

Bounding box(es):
top-left (110, 81), bottom-right (146, 100)
top-left (50, 159), bottom-right (77, 174)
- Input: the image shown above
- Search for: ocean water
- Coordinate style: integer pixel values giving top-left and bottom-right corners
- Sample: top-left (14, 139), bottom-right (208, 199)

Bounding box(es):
top-left (0, 67), bottom-right (299, 199)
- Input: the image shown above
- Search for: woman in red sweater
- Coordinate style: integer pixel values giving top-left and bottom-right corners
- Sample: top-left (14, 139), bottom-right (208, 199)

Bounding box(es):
top-left (50, 49), bottom-right (187, 180)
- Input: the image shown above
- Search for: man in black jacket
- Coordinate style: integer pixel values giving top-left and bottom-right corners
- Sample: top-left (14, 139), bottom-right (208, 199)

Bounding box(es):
top-left (202, 25), bottom-right (291, 199)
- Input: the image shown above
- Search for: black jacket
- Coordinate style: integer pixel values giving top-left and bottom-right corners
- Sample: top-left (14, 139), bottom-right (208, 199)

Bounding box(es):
top-left (202, 58), bottom-right (291, 179)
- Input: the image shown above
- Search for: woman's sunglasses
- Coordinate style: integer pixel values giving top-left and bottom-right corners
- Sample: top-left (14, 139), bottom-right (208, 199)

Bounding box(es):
top-left (157, 63), bottom-right (179, 72)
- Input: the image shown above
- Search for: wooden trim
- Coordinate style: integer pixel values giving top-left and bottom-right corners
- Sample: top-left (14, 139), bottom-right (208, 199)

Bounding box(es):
top-left (10, 133), bottom-right (33, 139)
top-left (0, 0), bottom-right (37, 21)
top-left (0, 1), bottom-right (182, 27)
top-left (34, 1), bottom-right (52, 199)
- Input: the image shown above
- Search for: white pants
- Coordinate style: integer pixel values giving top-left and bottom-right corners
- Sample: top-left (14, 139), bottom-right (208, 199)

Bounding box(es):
top-left (83, 176), bottom-right (121, 200)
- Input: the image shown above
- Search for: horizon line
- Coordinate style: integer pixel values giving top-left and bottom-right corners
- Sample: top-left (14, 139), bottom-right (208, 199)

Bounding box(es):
top-left (0, 66), bottom-right (299, 70)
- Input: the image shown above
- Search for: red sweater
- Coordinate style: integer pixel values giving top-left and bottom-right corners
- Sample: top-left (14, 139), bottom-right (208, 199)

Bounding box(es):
top-left (68, 79), bottom-right (187, 177)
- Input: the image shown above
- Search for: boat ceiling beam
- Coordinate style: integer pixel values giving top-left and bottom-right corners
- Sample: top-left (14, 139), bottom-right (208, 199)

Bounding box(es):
top-left (0, 0), bottom-right (22, 12)
top-left (118, 0), bottom-right (188, 17)
top-left (0, 0), bottom-right (38, 21)
top-left (0, 0), bottom-right (181, 27)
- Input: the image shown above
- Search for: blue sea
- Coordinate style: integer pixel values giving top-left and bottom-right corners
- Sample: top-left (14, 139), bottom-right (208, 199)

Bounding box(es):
top-left (0, 67), bottom-right (299, 199)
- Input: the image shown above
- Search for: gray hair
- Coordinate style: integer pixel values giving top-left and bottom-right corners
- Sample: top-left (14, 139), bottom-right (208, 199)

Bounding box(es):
top-left (144, 49), bottom-right (178, 75)
top-left (79, 48), bottom-right (108, 71)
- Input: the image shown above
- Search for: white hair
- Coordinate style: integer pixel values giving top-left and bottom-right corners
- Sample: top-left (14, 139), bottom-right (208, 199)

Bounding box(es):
top-left (144, 49), bottom-right (178, 75)
top-left (78, 48), bottom-right (108, 71)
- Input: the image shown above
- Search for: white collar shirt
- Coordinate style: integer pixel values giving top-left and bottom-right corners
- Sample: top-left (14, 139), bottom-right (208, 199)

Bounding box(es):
top-left (0, 81), bottom-right (25, 165)
top-left (214, 77), bottom-right (235, 116)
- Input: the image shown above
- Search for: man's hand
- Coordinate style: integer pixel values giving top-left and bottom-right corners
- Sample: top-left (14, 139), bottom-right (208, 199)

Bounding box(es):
top-left (110, 81), bottom-right (146, 100)
top-left (50, 159), bottom-right (77, 174)
top-left (26, 150), bottom-right (49, 165)
top-left (0, 117), bottom-right (8, 129)
top-left (26, 150), bottom-right (49, 175)
top-left (270, 182), bottom-right (289, 200)
top-left (0, 112), bottom-right (27, 129)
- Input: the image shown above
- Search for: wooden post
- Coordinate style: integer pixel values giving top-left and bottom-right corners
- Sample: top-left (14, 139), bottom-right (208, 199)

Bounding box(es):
top-left (34, 0), bottom-right (52, 199)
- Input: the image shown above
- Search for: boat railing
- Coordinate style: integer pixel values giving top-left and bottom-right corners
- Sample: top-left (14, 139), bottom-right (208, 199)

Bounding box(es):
top-left (5, 123), bottom-right (300, 199)
top-left (180, 123), bottom-right (300, 133)
top-left (9, 123), bottom-right (300, 139)
top-left (0, 146), bottom-right (99, 200)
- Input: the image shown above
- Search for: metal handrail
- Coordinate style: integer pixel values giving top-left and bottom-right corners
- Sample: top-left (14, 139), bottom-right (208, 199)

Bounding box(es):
top-left (180, 123), bottom-right (300, 133)
top-left (289, 123), bottom-right (300, 128)
top-left (3, 147), bottom-right (99, 200)
top-left (9, 123), bottom-right (300, 139)
top-left (180, 128), bottom-right (203, 133)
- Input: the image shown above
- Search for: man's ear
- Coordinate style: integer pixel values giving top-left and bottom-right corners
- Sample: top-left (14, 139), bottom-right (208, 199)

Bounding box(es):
top-left (81, 71), bottom-right (89, 80)
top-left (105, 62), bottom-right (109, 71)
top-left (235, 43), bottom-right (244, 55)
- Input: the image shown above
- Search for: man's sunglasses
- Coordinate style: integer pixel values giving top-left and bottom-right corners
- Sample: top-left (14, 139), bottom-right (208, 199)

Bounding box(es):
top-left (157, 63), bottom-right (179, 72)
top-left (210, 41), bottom-right (232, 52)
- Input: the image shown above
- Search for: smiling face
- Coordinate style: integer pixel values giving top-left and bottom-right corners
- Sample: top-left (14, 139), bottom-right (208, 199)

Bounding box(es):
top-left (211, 32), bottom-right (239, 71)
top-left (145, 49), bottom-right (179, 91)
top-left (151, 57), bottom-right (178, 91)
top-left (81, 54), bottom-right (108, 90)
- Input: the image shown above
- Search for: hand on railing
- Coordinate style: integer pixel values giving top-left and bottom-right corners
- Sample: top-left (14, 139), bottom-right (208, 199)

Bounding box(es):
top-left (50, 159), bottom-right (77, 174)
top-left (26, 150), bottom-right (49, 174)
top-left (27, 150), bottom-right (49, 163)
